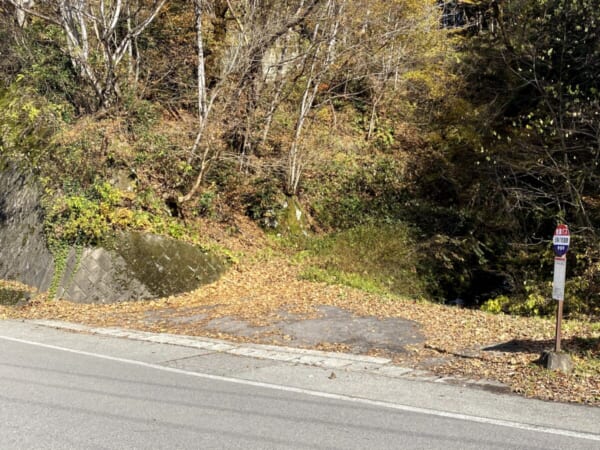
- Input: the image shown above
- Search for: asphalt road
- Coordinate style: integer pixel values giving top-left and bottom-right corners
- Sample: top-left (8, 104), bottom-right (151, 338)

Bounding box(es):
top-left (0, 321), bottom-right (598, 449)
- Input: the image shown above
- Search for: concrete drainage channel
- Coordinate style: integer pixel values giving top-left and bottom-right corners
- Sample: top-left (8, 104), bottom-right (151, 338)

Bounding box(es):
top-left (30, 319), bottom-right (509, 394)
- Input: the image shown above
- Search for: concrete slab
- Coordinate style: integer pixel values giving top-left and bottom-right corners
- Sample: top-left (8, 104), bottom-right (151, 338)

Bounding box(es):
top-left (277, 305), bottom-right (424, 354)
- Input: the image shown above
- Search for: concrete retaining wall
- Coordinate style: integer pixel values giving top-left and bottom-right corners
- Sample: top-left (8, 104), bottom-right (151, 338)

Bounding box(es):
top-left (0, 163), bottom-right (225, 303)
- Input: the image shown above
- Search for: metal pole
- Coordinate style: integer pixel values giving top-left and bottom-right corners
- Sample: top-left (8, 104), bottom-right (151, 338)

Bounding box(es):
top-left (555, 300), bottom-right (564, 352)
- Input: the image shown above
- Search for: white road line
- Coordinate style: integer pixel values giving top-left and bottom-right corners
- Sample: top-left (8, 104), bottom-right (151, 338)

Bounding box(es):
top-left (1, 334), bottom-right (599, 442)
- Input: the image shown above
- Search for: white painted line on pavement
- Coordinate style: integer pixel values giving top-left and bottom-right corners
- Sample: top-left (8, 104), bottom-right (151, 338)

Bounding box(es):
top-left (1, 334), bottom-right (599, 443)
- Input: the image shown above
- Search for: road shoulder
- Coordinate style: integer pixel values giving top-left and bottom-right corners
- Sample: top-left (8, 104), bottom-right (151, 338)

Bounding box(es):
top-left (1, 319), bottom-right (598, 439)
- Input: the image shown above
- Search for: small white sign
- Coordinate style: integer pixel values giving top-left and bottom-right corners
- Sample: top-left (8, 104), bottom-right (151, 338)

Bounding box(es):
top-left (552, 256), bottom-right (567, 301)
top-left (553, 235), bottom-right (570, 245)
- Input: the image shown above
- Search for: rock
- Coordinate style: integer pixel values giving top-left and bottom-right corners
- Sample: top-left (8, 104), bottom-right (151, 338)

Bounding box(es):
top-left (540, 351), bottom-right (574, 373)
top-left (279, 196), bottom-right (309, 236)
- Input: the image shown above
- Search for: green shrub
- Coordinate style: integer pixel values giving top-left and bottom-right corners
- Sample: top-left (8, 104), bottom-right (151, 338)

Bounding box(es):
top-left (481, 296), bottom-right (509, 314)
top-left (482, 292), bottom-right (553, 317)
top-left (197, 188), bottom-right (217, 217)
top-left (308, 155), bottom-right (407, 230)
top-left (509, 292), bottom-right (550, 317)
top-left (0, 82), bottom-right (68, 166)
top-left (46, 192), bottom-right (110, 246)
top-left (478, 243), bottom-right (600, 319)
top-left (1, 21), bottom-right (86, 110)
top-left (45, 182), bottom-right (146, 247)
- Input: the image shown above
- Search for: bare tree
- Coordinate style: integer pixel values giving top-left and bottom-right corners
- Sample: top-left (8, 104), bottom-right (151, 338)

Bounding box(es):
top-left (7, 0), bottom-right (168, 108)
top-left (286, 0), bottom-right (344, 195)
top-left (10, 0), bottom-right (34, 27)
top-left (177, 0), bottom-right (226, 204)
top-left (178, 0), bottom-right (321, 203)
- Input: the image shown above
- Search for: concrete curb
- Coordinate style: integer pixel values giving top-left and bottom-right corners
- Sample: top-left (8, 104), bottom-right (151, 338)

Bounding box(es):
top-left (29, 319), bottom-right (508, 392)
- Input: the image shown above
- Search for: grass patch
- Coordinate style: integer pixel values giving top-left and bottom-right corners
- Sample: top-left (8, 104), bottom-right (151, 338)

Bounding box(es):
top-left (300, 266), bottom-right (390, 295)
top-left (297, 222), bottom-right (427, 299)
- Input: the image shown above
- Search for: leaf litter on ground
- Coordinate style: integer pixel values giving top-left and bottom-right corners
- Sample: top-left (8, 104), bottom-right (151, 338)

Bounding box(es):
top-left (1, 222), bottom-right (598, 406)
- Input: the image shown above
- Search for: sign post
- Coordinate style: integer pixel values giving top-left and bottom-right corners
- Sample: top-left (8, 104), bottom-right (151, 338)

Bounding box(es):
top-left (552, 224), bottom-right (570, 352)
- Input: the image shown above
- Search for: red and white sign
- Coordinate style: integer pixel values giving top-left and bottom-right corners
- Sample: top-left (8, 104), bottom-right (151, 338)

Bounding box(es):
top-left (552, 224), bottom-right (570, 257)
